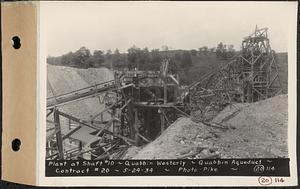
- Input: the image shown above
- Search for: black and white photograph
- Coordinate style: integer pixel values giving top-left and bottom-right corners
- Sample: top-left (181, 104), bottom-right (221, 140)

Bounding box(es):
top-left (1, 1), bottom-right (297, 187)
top-left (41, 1), bottom-right (297, 185)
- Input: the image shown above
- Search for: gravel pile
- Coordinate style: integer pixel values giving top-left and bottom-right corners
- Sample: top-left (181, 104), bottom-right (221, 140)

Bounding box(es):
top-left (127, 95), bottom-right (288, 159)
top-left (47, 64), bottom-right (113, 142)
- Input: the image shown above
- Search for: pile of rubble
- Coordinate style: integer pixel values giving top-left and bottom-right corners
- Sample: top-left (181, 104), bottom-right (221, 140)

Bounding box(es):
top-left (126, 117), bottom-right (221, 159)
top-left (125, 95), bottom-right (288, 159)
top-left (211, 94), bottom-right (288, 158)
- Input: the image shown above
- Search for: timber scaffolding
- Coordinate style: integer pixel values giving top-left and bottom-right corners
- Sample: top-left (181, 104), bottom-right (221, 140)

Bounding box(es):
top-left (46, 59), bottom-right (188, 160)
top-left (46, 26), bottom-right (282, 160)
top-left (187, 26), bottom-right (282, 121)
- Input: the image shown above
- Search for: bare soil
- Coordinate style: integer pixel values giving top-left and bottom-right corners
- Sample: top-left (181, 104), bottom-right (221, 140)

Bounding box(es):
top-left (127, 95), bottom-right (288, 159)
top-left (47, 64), bottom-right (113, 142)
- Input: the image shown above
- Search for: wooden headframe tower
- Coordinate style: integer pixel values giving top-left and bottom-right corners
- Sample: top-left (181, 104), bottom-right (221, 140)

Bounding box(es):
top-left (188, 26), bottom-right (283, 120)
top-left (233, 26), bottom-right (282, 102)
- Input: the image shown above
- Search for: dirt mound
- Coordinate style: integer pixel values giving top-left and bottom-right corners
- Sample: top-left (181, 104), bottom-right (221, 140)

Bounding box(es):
top-left (76, 67), bottom-right (114, 85)
top-left (129, 118), bottom-right (219, 159)
top-left (47, 64), bottom-right (114, 141)
top-left (211, 94), bottom-right (288, 158)
top-left (129, 95), bottom-right (288, 159)
top-left (47, 64), bottom-right (113, 120)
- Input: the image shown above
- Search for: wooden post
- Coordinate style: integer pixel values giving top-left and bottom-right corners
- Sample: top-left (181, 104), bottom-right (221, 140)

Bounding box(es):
top-left (162, 77), bottom-right (167, 133)
top-left (146, 109), bottom-right (151, 139)
top-left (100, 113), bottom-right (103, 123)
top-left (127, 101), bottom-right (135, 140)
top-left (111, 107), bottom-right (115, 141)
top-left (79, 141), bottom-right (83, 159)
top-left (163, 81), bottom-right (167, 104)
top-left (120, 109), bottom-right (124, 136)
top-left (68, 118), bottom-right (71, 130)
top-left (160, 112), bottom-right (165, 134)
top-left (134, 108), bottom-right (139, 144)
top-left (53, 109), bottom-right (64, 159)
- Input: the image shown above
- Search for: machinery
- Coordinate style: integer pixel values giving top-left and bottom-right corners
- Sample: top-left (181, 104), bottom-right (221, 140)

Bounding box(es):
top-left (188, 26), bottom-right (282, 120)
top-left (46, 59), bottom-right (186, 160)
top-left (46, 26), bottom-right (282, 160)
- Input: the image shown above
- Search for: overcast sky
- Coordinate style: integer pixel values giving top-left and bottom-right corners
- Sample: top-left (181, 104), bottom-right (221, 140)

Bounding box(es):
top-left (40, 1), bottom-right (296, 56)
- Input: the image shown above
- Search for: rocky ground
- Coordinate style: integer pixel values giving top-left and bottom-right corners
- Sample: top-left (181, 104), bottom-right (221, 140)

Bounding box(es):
top-left (125, 95), bottom-right (288, 159)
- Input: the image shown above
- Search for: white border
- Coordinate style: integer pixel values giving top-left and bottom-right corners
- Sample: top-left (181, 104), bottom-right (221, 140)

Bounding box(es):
top-left (37, 1), bottom-right (298, 186)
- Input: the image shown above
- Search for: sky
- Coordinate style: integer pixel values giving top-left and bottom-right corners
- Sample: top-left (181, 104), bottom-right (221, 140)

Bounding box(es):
top-left (40, 1), bottom-right (297, 57)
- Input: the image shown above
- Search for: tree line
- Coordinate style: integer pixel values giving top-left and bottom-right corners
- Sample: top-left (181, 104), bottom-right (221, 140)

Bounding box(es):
top-left (47, 43), bottom-right (235, 84)
top-left (47, 45), bottom-right (195, 70)
top-left (48, 43), bottom-right (235, 68)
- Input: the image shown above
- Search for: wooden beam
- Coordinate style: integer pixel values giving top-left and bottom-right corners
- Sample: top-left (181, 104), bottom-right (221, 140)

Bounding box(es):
top-left (89, 101), bottom-right (117, 121)
top-left (161, 108), bottom-right (171, 126)
top-left (137, 133), bottom-right (150, 143)
top-left (160, 113), bottom-right (165, 134)
top-left (47, 108), bottom-right (54, 117)
top-left (133, 102), bottom-right (184, 108)
top-left (172, 106), bottom-right (190, 117)
top-left (134, 108), bottom-right (139, 143)
top-left (120, 99), bottom-right (132, 110)
top-left (62, 125), bottom-right (82, 140)
top-left (46, 152), bottom-right (59, 160)
top-left (47, 80), bottom-right (116, 109)
top-left (57, 110), bottom-right (136, 144)
top-left (94, 142), bottom-right (119, 160)
top-left (53, 109), bottom-right (64, 159)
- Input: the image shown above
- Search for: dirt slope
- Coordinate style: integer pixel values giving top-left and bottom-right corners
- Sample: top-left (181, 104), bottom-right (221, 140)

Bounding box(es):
top-left (212, 94), bottom-right (288, 158)
top-left (131, 118), bottom-right (216, 159)
top-left (47, 64), bottom-right (114, 142)
top-left (128, 95), bottom-right (288, 159)
top-left (47, 65), bottom-right (114, 119)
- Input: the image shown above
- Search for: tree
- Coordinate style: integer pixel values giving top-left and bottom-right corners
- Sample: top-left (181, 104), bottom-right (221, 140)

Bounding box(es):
top-left (190, 49), bottom-right (197, 56)
top-left (202, 46), bottom-right (208, 55)
top-left (227, 44), bottom-right (235, 58)
top-left (127, 45), bottom-right (141, 70)
top-left (90, 50), bottom-right (104, 67)
top-left (106, 49), bottom-right (112, 57)
top-left (61, 52), bottom-right (74, 66)
top-left (72, 47), bottom-right (91, 67)
top-left (168, 56), bottom-right (179, 74)
top-left (181, 51), bottom-right (192, 68)
top-left (216, 42), bottom-right (225, 59)
top-left (112, 48), bottom-right (124, 69)
top-left (114, 48), bottom-right (120, 55)
top-left (210, 47), bottom-right (216, 52)
top-left (149, 49), bottom-right (162, 70)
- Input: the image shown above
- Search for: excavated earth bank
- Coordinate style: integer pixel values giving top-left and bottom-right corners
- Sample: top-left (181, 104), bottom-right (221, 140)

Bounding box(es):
top-left (126, 95), bottom-right (288, 159)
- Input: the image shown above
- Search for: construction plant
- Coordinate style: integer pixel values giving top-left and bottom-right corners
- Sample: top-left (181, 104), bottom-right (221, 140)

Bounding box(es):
top-left (46, 26), bottom-right (282, 160)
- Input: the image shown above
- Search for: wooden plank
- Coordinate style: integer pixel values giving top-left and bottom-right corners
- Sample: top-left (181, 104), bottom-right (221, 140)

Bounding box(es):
top-left (160, 114), bottom-right (165, 134)
top-left (57, 110), bottom-right (136, 144)
top-left (137, 133), bottom-right (150, 143)
top-left (89, 101), bottom-right (117, 121)
top-left (62, 125), bottom-right (82, 140)
top-left (54, 109), bottom-right (64, 159)
top-left (120, 99), bottom-right (132, 110)
top-left (134, 102), bottom-right (184, 108)
top-left (173, 106), bottom-right (190, 117)
top-left (47, 81), bottom-right (116, 109)
top-left (134, 108), bottom-right (139, 143)
top-left (47, 108), bottom-right (54, 117)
